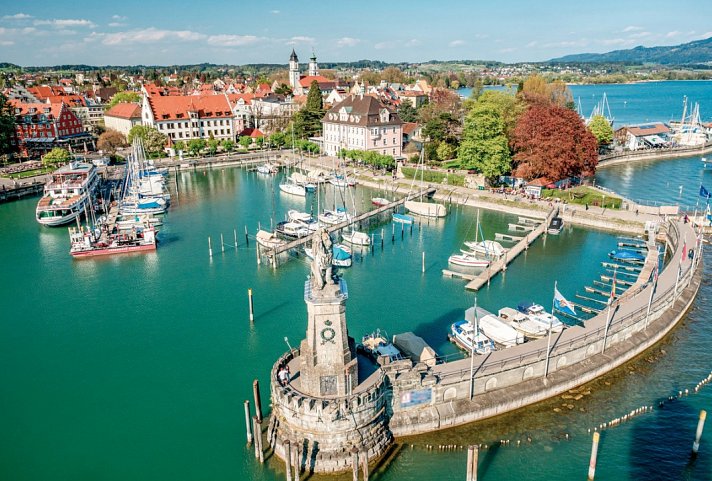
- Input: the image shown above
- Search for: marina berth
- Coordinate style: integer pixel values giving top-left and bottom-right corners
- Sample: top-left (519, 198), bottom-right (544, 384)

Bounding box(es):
top-left (498, 307), bottom-right (549, 339)
top-left (341, 230), bottom-right (371, 246)
top-left (448, 252), bottom-right (490, 268)
top-left (517, 301), bottom-right (565, 332)
top-left (275, 221), bottom-right (310, 239)
top-left (35, 162), bottom-right (100, 226)
top-left (255, 229), bottom-right (287, 249)
top-left (463, 239), bottom-right (506, 257)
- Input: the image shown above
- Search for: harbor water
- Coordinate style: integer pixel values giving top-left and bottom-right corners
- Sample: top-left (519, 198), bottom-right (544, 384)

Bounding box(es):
top-left (1, 165), bottom-right (710, 481)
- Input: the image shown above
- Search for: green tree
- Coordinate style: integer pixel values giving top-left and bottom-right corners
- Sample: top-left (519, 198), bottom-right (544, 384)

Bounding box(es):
top-left (128, 125), bottom-right (166, 156)
top-left (173, 140), bottom-right (186, 152)
top-left (274, 83), bottom-right (292, 96)
top-left (293, 80), bottom-right (324, 138)
top-left (127, 125), bottom-right (150, 144)
top-left (588, 114), bottom-right (614, 145)
top-left (106, 91), bottom-right (141, 110)
top-left (436, 142), bottom-right (456, 161)
top-left (0, 93), bottom-right (16, 157)
top-left (187, 138), bottom-right (206, 156)
top-left (457, 102), bottom-right (512, 183)
top-left (269, 131), bottom-right (286, 148)
top-left (469, 90), bottom-right (524, 139)
top-left (239, 136), bottom-right (252, 149)
top-left (221, 139), bottom-right (235, 152)
top-left (206, 138), bottom-right (220, 156)
top-left (42, 147), bottom-right (72, 166)
top-left (398, 102), bottom-right (419, 123)
top-left (255, 136), bottom-right (265, 148)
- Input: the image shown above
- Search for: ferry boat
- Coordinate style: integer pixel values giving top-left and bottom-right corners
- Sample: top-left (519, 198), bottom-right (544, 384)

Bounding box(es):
top-left (36, 162), bottom-right (100, 226)
top-left (450, 319), bottom-right (495, 355)
top-left (69, 225), bottom-right (156, 257)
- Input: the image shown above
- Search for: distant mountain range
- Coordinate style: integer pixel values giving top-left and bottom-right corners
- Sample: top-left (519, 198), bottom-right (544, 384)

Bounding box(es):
top-left (550, 36), bottom-right (712, 65)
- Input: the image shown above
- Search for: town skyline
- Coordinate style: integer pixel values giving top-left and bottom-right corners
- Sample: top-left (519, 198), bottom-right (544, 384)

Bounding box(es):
top-left (2, 0), bottom-right (712, 67)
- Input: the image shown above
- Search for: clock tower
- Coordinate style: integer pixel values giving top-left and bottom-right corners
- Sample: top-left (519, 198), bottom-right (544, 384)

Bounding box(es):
top-left (299, 231), bottom-right (357, 397)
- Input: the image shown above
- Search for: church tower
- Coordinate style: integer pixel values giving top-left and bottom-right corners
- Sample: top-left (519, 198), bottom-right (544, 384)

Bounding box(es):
top-left (308, 50), bottom-right (319, 77)
top-left (289, 49), bottom-right (300, 91)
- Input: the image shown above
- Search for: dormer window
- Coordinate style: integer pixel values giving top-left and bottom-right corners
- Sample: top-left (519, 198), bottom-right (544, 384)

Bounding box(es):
top-left (29, 107), bottom-right (37, 114)
top-left (43, 107), bottom-right (51, 113)
top-left (380, 109), bottom-right (389, 122)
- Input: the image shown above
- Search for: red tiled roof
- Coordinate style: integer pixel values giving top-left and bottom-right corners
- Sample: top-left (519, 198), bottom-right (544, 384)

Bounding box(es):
top-left (227, 93), bottom-right (254, 105)
top-left (148, 94), bottom-right (232, 121)
top-left (28, 85), bottom-right (64, 101)
top-left (402, 122), bottom-right (419, 135)
top-left (526, 177), bottom-right (551, 187)
top-left (46, 94), bottom-right (86, 107)
top-left (299, 75), bottom-right (336, 89)
top-left (622, 123), bottom-right (670, 137)
top-left (105, 102), bottom-right (141, 119)
top-left (239, 128), bottom-right (264, 138)
top-left (9, 100), bottom-right (64, 119)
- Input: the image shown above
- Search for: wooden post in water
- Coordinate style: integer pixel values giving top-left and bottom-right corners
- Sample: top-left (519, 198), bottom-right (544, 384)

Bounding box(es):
top-left (221, 233), bottom-right (225, 253)
top-left (401, 222), bottom-right (404, 240)
top-left (208, 236), bottom-right (213, 258)
top-left (284, 440), bottom-right (292, 481)
top-left (248, 289), bottom-right (255, 323)
top-left (256, 243), bottom-right (261, 265)
top-left (381, 228), bottom-right (384, 251)
top-left (371, 234), bottom-right (374, 255)
top-left (244, 400), bottom-right (253, 445)
top-left (392, 223), bottom-right (395, 243)
top-left (693, 410), bottom-right (707, 454)
top-left (361, 450), bottom-right (369, 481)
top-left (252, 416), bottom-right (261, 460)
top-left (466, 445), bottom-right (478, 481)
top-left (587, 432), bottom-right (600, 480)
top-left (351, 448), bottom-right (359, 481)
top-left (422, 251), bottom-right (425, 273)
top-left (253, 378), bottom-right (262, 421)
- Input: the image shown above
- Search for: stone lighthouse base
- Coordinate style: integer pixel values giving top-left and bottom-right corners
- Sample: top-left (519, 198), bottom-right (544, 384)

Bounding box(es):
top-left (268, 350), bottom-right (393, 474)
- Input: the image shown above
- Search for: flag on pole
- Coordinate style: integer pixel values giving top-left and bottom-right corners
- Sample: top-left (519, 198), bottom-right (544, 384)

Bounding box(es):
top-left (649, 262), bottom-right (659, 293)
top-left (700, 184), bottom-right (711, 199)
top-left (553, 284), bottom-right (576, 316)
top-left (609, 269), bottom-right (617, 304)
top-left (681, 238), bottom-right (688, 263)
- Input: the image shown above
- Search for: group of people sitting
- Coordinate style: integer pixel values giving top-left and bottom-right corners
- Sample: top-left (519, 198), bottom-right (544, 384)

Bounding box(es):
top-left (278, 365), bottom-right (291, 386)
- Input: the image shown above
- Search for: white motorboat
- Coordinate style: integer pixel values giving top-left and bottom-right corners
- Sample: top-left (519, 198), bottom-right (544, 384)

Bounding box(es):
top-left (279, 178), bottom-right (306, 197)
top-left (36, 162), bottom-right (100, 226)
top-left (448, 253), bottom-right (490, 268)
top-left (392, 213), bottom-right (414, 225)
top-left (329, 177), bottom-right (348, 188)
top-left (405, 200), bottom-right (447, 218)
top-left (288, 210), bottom-right (314, 223)
top-left (341, 230), bottom-right (371, 246)
top-left (304, 243), bottom-right (353, 267)
top-left (276, 221), bottom-right (310, 238)
top-left (256, 163), bottom-right (278, 174)
top-left (359, 329), bottom-right (402, 363)
top-left (463, 240), bottom-right (505, 257)
top-left (371, 197), bottom-right (390, 207)
top-left (119, 197), bottom-right (167, 216)
top-left (318, 209), bottom-right (352, 226)
top-left (517, 301), bottom-right (565, 333)
top-left (497, 307), bottom-right (548, 339)
top-left (466, 307), bottom-right (524, 347)
top-left (450, 319), bottom-right (495, 355)
top-left (256, 229), bottom-right (287, 249)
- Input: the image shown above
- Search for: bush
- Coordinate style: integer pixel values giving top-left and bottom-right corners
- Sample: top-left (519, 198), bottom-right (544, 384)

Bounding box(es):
top-left (401, 166), bottom-right (465, 186)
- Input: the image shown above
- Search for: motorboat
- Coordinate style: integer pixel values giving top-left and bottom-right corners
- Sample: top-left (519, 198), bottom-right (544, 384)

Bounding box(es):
top-left (517, 301), bottom-right (565, 333)
top-left (467, 306), bottom-right (524, 347)
top-left (392, 213), bottom-right (414, 225)
top-left (305, 243), bottom-right (352, 267)
top-left (119, 197), bottom-right (167, 216)
top-left (256, 163), bottom-right (278, 174)
top-left (279, 178), bottom-right (306, 197)
top-left (448, 253), bottom-right (490, 268)
top-left (405, 200), bottom-right (447, 218)
top-left (36, 162), bottom-right (100, 226)
top-left (329, 177), bottom-right (348, 188)
top-left (69, 225), bottom-right (157, 257)
top-left (359, 330), bottom-right (403, 363)
top-left (288, 210), bottom-right (314, 223)
top-left (318, 208), bottom-right (352, 226)
top-left (372, 197), bottom-right (390, 207)
top-left (256, 229), bottom-right (287, 249)
top-left (497, 307), bottom-right (548, 339)
top-left (276, 221), bottom-right (310, 239)
top-left (609, 249), bottom-right (645, 263)
top-left (547, 216), bottom-right (564, 235)
top-left (463, 240), bottom-right (505, 257)
top-left (450, 319), bottom-right (495, 355)
top-left (341, 230), bottom-right (371, 246)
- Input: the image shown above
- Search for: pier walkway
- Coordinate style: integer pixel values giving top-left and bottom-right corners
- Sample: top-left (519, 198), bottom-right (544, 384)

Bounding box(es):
top-left (462, 208), bottom-right (558, 291)
top-left (269, 187), bottom-right (436, 257)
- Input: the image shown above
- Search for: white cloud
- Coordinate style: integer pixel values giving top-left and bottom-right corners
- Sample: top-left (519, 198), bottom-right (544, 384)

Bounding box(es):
top-left (112, 15), bottom-right (127, 20)
top-left (0, 40), bottom-right (15, 46)
top-left (336, 37), bottom-right (360, 47)
top-left (207, 34), bottom-right (261, 47)
top-left (665, 31), bottom-right (681, 38)
top-left (449, 40), bottom-right (466, 47)
top-left (286, 36), bottom-right (314, 45)
top-left (628, 31), bottom-right (651, 39)
top-left (270, 10), bottom-right (280, 14)
top-left (98, 27), bottom-right (206, 45)
top-left (108, 22), bottom-right (126, 27)
top-left (525, 40), bottom-right (538, 48)
top-left (34, 18), bottom-right (96, 28)
top-left (374, 41), bottom-right (395, 50)
top-left (599, 38), bottom-right (629, 46)
top-left (622, 25), bottom-right (643, 32)
top-left (499, 47), bottom-right (515, 53)
top-left (404, 38), bottom-right (421, 47)
top-left (56, 29), bottom-right (78, 36)
top-left (2, 13), bottom-right (32, 20)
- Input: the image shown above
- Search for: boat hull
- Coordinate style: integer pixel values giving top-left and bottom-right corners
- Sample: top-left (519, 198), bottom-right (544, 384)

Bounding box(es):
top-left (71, 242), bottom-right (156, 258)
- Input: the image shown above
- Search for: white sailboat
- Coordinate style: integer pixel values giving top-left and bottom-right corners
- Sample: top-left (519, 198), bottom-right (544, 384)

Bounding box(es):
top-left (404, 149), bottom-right (447, 218)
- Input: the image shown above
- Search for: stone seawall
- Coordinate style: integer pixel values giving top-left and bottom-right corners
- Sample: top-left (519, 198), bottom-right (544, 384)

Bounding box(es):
top-left (598, 143), bottom-right (712, 168)
top-left (388, 220), bottom-right (702, 437)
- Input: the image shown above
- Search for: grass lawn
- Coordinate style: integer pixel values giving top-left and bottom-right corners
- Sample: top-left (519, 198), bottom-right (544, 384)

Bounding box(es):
top-left (1, 167), bottom-right (54, 179)
top-left (542, 186), bottom-right (622, 209)
top-left (401, 167), bottom-right (465, 187)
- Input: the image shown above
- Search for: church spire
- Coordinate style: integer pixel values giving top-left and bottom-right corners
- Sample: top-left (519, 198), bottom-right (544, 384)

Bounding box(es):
top-left (290, 48), bottom-right (298, 62)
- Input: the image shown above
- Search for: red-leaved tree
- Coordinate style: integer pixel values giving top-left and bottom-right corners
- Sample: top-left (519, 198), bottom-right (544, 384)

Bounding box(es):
top-left (511, 104), bottom-right (598, 181)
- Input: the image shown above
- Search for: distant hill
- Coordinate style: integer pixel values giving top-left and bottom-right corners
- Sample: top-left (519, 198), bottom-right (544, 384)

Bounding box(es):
top-left (550, 36), bottom-right (712, 65)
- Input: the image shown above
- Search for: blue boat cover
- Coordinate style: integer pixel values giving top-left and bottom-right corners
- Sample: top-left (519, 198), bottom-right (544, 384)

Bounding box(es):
top-left (610, 249), bottom-right (645, 261)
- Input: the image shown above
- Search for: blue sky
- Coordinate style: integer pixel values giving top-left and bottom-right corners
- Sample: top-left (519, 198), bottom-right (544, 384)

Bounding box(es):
top-left (1, 0), bottom-right (711, 66)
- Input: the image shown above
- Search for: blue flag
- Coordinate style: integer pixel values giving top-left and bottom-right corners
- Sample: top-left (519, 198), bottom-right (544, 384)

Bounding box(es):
top-left (701, 185), bottom-right (711, 199)
top-left (553, 285), bottom-right (576, 316)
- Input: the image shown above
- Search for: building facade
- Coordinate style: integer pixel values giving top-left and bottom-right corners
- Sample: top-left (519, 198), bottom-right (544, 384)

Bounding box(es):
top-left (104, 102), bottom-right (142, 136)
top-left (9, 101), bottom-right (90, 158)
top-left (322, 95), bottom-right (403, 158)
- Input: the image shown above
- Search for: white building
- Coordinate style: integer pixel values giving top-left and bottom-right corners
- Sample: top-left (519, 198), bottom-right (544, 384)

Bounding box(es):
top-left (103, 102), bottom-right (142, 136)
top-left (322, 95), bottom-right (403, 158)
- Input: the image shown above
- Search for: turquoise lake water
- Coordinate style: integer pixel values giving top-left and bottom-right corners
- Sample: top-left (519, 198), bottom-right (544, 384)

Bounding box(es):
top-left (1, 164), bottom-right (710, 481)
top-left (459, 80), bottom-right (712, 126)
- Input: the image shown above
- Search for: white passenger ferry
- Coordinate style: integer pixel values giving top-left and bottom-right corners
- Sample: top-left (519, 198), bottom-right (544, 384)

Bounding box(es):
top-left (36, 162), bottom-right (100, 226)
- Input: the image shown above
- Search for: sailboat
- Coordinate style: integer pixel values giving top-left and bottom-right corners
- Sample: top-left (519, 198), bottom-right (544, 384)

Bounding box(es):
top-left (448, 210), bottom-right (491, 267)
top-left (404, 149), bottom-right (447, 218)
top-left (280, 126), bottom-right (307, 196)
top-left (463, 212), bottom-right (505, 257)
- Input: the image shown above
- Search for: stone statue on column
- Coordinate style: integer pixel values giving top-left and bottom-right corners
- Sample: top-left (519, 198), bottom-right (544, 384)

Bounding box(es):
top-left (310, 228), bottom-right (333, 290)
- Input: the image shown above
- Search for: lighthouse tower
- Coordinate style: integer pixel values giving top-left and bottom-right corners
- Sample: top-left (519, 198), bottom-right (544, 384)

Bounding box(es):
top-left (289, 49), bottom-right (300, 91)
